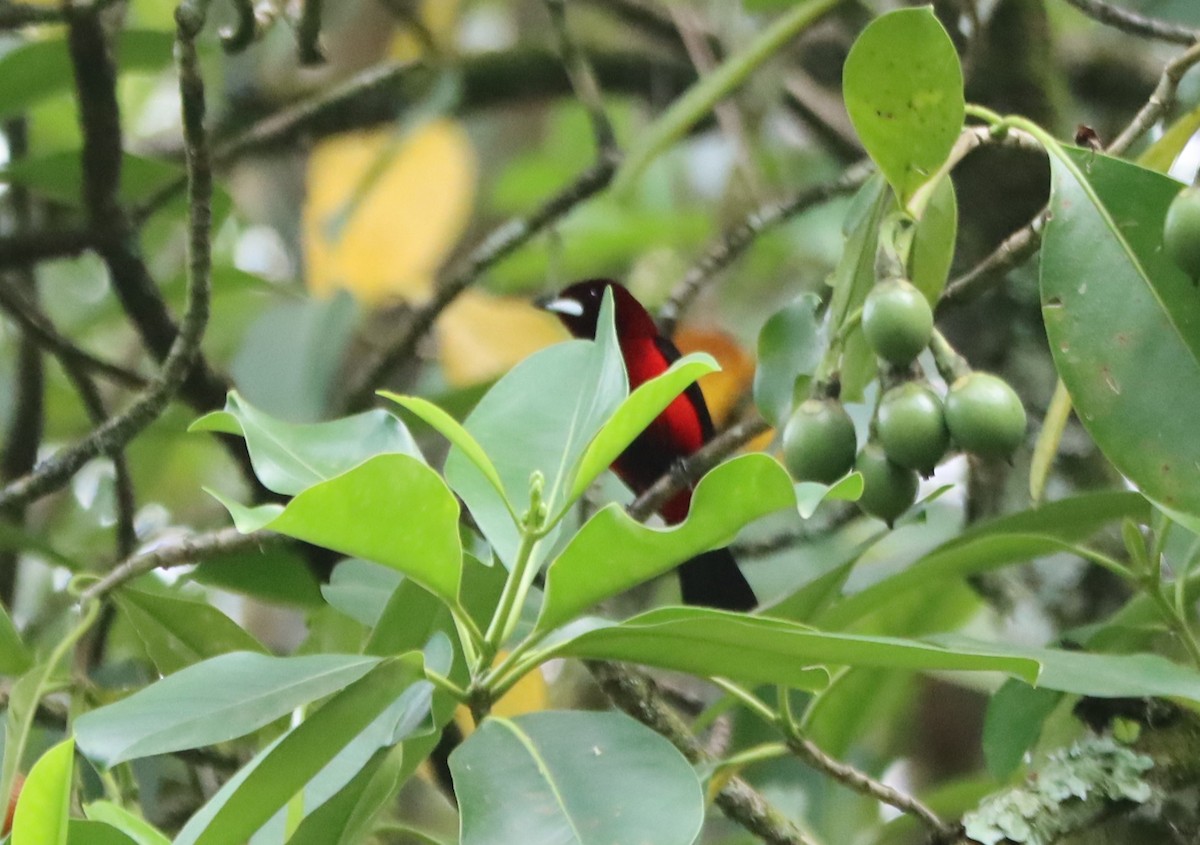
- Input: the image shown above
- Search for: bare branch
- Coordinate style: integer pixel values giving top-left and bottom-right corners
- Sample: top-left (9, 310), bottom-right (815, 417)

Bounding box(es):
top-left (0, 228), bottom-right (94, 269)
top-left (296, 0), bottom-right (325, 65)
top-left (544, 0), bottom-right (618, 156)
top-left (1061, 0), bottom-right (1198, 45)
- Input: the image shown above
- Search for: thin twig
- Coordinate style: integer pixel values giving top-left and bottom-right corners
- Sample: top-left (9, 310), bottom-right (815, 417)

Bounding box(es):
top-left (786, 734), bottom-right (956, 839)
top-left (657, 161), bottom-right (874, 335)
top-left (342, 155), bottom-right (619, 410)
top-left (79, 527), bottom-right (281, 604)
top-left (628, 414), bottom-right (771, 522)
top-left (0, 3), bottom-right (216, 512)
top-left (1061, 0), bottom-right (1198, 45)
top-left (296, 0), bottom-right (325, 65)
top-left (544, 0), bottom-right (618, 156)
top-left (1108, 40), bottom-right (1200, 155)
top-left (587, 661), bottom-right (817, 845)
top-left (0, 281), bottom-right (147, 389)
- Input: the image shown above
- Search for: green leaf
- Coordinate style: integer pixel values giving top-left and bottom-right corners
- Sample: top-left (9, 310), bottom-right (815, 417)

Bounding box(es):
top-left (366, 579), bottom-right (454, 657)
top-left (614, 0), bottom-right (844, 192)
top-left (753, 294), bottom-right (824, 427)
top-left (191, 544), bottom-right (324, 609)
top-left (379, 393), bottom-right (508, 513)
top-left (321, 560), bottom-right (403, 627)
top-left (827, 175), bottom-right (892, 402)
top-left (114, 588), bottom-right (266, 675)
top-left (934, 635), bottom-right (1200, 704)
top-left (818, 491), bottom-right (1151, 629)
top-left (1040, 148), bottom-right (1200, 524)
top-left (982, 680), bottom-right (1062, 780)
top-left (11, 738), bottom-right (73, 845)
top-left (843, 7), bottom-right (965, 203)
top-left (190, 391), bottom-right (420, 496)
top-left (1138, 103), bottom-right (1200, 173)
top-left (81, 802), bottom-right (169, 845)
top-left (566, 353), bottom-right (719, 507)
top-left (551, 607), bottom-right (1041, 687)
top-left (286, 747), bottom-right (404, 845)
top-left (444, 290), bottom-right (625, 566)
top-left (451, 711), bottom-right (704, 845)
top-left (539, 454), bottom-right (796, 631)
top-left (0, 600), bottom-right (30, 675)
top-left (74, 653), bottom-right (383, 767)
top-left (908, 174), bottom-right (957, 304)
top-left (0, 31), bottom-right (174, 121)
top-left (1029, 379), bottom-right (1072, 504)
top-left (3, 152), bottom-right (180, 209)
top-left (210, 453), bottom-right (462, 607)
top-left (795, 472), bottom-right (863, 519)
top-left (175, 657), bottom-right (429, 845)
top-left (65, 820), bottom-right (140, 845)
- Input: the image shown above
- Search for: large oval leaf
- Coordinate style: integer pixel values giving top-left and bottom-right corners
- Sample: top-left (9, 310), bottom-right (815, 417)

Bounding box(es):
top-left (1041, 149), bottom-right (1200, 524)
top-left (211, 453), bottom-right (462, 606)
top-left (75, 653), bottom-right (382, 766)
top-left (843, 8), bottom-right (964, 204)
top-left (450, 711), bottom-right (703, 845)
top-left (538, 454), bottom-right (797, 632)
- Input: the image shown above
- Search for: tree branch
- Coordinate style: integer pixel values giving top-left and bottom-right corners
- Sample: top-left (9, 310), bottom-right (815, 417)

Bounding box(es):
top-left (1061, 0), bottom-right (1198, 45)
top-left (0, 2), bottom-right (216, 512)
top-left (0, 228), bottom-right (94, 269)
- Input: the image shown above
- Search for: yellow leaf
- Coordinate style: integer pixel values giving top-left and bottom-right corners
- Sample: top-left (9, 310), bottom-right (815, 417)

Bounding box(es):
top-left (303, 119), bottom-right (476, 306)
top-left (389, 0), bottom-right (461, 60)
top-left (439, 291), bottom-right (568, 387)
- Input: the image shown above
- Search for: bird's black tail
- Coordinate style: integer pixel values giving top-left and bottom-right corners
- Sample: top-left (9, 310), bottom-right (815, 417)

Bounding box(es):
top-left (678, 547), bottom-right (756, 611)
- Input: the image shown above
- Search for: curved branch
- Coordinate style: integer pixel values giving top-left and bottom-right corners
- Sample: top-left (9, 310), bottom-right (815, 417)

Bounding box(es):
top-left (1061, 0), bottom-right (1198, 45)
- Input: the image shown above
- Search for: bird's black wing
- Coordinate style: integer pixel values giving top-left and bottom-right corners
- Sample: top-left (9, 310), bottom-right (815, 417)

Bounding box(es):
top-left (653, 335), bottom-right (717, 440)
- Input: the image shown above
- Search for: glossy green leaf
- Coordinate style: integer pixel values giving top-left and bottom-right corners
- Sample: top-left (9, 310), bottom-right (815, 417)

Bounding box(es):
top-left (566, 353), bottom-right (719, 506)
top-left (819, 491), bottom-right (1151, 629)
top-left (0, 31), bottom-right (174, 121)
top-left (1041, 148), bottom-right (1200, 523)
top-left (81, 803), bottom-right (168, 845)
top-left (11, 738), bottom-right (73, 845)
top-left (613, 0), bottom-right (844, 191)
top-left (175, 657), bottom-right (427, 845)
top-left (321, 560), bottom-right (403, 627)
top-left (551, 607), bottom-right (1040, 687)
top-left (451, 711), bottom-right (704, 845)
top-left (75, 653), bottom-right (382, 766)
top-left (0, 601), bottom-right (30, 675)
top-left (366, 579), bottom-right (454, 657)
top-left (114, 588), bottom-right (266, 675)
top-left (828, 175), bottom-right (891, 401)
top-left (934, 635), bottom-right (1200, 704)
top-left (843, 7), bottom-right (965, 203)
top-left (379, 393), bottom-right (508, 513)
top-left (753, 293), bottom-right (824, 427)
top-left (539, 454), bottom-right (796, 631)
top-left (190, 391), bottom-right (420, 496)
top-left (210, 453), bottom-right (462, 606)
top-left (982, 680), bottom-right (1062, 780)
top-left (444, 290), bottom-right (625, 566)
top-left (908, 174), bottom-right (957, 304)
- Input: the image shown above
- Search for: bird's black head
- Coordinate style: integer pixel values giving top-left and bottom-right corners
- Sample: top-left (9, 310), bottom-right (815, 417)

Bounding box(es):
top-left (538, 279), bottom-right (657, 339)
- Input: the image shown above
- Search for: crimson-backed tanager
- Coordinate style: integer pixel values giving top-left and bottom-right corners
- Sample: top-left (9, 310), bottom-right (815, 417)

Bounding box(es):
top-left (540, 279), bottom-right (757, 611)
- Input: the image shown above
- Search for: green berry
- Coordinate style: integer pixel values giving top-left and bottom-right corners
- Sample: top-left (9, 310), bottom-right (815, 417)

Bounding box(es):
top-left (781, 399), bottom-right (857, 484)
top-left (855, 443), bottom-right (919, 526)
top-left (862, 278), bottom-right (934, 366)
top-left (1164, 186), bottom-right (1200, 281)
top-left (876, 383), bottom-right (949, 475)
top-left (945, 373), bottom-right (1027, 459)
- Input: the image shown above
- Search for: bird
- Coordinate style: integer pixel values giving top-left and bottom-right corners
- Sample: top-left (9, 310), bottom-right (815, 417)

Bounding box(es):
top-left (539, 279), bottom-right (757, 611)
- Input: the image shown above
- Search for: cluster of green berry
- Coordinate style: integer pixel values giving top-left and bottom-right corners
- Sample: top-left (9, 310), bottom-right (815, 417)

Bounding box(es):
top-left (780, 277), bottom-right (1026, 526)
